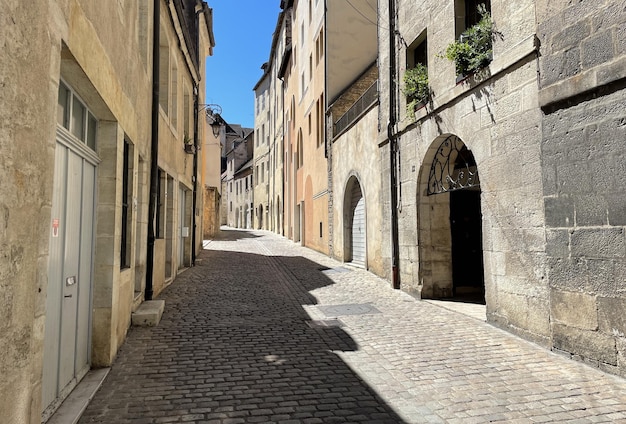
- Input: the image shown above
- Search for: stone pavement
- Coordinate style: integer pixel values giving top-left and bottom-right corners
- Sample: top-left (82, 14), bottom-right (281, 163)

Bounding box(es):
top-left (79, 228), bottom-right (626, 423)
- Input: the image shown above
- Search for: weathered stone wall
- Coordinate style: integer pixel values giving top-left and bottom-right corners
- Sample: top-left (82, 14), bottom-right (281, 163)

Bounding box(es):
top-left (0, 2), bottom-right (56, 423)
top-left (537, 0), bottom-right (626, 375)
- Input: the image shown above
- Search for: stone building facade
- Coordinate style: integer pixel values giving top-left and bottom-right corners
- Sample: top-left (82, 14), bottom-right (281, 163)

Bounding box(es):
top-left (377, 0), bottom-right (626, 376)
top-left (280, 0), bottom-right (329, 253)
top-left (262, 0), bottom-right (626, 378)
top-left (0, 1), bottom-right (214, 422)
top-left (379, 0), bottom-right (548, 344)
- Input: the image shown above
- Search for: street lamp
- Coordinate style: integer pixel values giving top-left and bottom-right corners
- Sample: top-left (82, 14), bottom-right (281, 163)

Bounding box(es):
top-left (210, 116), bottom-right (222, 137)
top-left (200, 103), bottom-right (223, 138)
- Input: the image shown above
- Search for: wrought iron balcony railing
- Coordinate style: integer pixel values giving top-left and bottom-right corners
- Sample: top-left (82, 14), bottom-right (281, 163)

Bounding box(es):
top-left (333, 80), bottom-right (378, 138)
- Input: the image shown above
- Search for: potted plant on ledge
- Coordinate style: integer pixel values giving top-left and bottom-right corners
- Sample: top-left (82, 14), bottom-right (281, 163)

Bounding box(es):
top-left (183, 133), bottom-right (195, 154)
top-left (443, 4), bottom-right (494, 82)
top-left (402, 62), bottom-right (430, 118)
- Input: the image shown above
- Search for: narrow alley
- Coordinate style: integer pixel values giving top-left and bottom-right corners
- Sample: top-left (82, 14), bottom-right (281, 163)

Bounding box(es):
top-left (78, 229), bottom-right (626, 424)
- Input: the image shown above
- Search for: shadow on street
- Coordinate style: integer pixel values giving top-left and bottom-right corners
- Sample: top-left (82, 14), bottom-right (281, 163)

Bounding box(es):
top-left (79, 229), bottom-right (405, 423)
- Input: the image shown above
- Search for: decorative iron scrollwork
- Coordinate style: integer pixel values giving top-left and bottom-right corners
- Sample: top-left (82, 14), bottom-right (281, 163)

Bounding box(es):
top-left (427, 135), bottom-right (480, 195)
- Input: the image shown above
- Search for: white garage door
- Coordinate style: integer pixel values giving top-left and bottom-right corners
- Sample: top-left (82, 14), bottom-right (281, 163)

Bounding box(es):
top-left (351, 184), bottom-right (365, 266)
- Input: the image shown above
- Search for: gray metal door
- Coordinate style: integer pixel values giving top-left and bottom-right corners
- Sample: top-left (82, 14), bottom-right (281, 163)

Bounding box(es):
top-left (42, 139), bottom-right (96, 412)
top-left (351, 184), bottom-right (366, 266)
top-left (179, 187), bottom-right (185, 266)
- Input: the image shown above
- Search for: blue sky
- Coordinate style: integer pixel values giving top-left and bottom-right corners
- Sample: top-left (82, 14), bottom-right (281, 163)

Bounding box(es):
top-left (205, 1), bottom-right (282, 129)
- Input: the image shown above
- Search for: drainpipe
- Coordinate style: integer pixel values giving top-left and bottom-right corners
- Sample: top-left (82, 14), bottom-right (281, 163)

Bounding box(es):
top-left (191, 3), bottom-right (202, 266)
top-left (388, 0), bottom-right (400, 289)
top-left (145, 0), bottom-right (160, 301)
top-left (191, 85), bottom-right (199, 265)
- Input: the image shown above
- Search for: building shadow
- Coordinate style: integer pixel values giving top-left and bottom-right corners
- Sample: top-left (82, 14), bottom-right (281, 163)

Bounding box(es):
top-left (80, 248), bottom-right (406, 423)
top-left (206, 226), bottom-right (263, 242)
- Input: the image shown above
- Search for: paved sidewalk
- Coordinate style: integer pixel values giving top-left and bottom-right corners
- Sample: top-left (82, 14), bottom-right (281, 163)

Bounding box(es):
top-left (79, 228), bottom-right (626, 423)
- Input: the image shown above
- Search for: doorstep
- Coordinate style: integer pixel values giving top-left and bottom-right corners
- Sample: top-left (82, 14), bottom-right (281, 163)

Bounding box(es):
top-left (46, 368), bottom-right (110, 424)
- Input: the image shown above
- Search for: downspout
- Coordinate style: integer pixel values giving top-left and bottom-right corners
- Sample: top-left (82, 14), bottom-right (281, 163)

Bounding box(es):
top-left (388, 0), bottom-right (400, 289)
top-left (281, 79), bottom-right (285, 236)
top-left (324, 0), bottom-right (333, 256)
top-left (191, 4), bottom-right (202, 266)
top-left (191, 85), bottom-right (198, 266)
top-left (146, 0), bottom-right (160, 301)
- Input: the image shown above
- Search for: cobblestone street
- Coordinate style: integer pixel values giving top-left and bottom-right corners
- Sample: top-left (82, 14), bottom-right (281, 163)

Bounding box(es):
top-left (79, 228), bottom-right (626, 423)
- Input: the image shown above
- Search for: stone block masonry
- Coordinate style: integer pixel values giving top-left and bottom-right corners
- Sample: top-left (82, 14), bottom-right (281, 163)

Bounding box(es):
top-left (542, 87), bottom-right (626, 375)
top-left (538, 0), bottom-right (626, 377)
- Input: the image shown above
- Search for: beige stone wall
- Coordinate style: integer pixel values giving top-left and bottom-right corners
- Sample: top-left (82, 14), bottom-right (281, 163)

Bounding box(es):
top-left (0, 2), bottom-right (56, 422)
top-left (203, 186), bottom-right (220, 238)
top-left (331, 107), bottom-right (385, 276)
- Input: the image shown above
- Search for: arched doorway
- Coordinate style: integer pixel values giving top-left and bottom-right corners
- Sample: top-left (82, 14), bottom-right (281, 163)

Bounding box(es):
top-left (418, 135), bottom-right (484, 302)
top-left (343, 176), bottom-right (366, 267)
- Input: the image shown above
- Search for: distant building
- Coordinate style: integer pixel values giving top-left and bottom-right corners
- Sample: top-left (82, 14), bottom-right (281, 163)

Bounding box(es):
top-left (221, 123), bottom-right (254, 228)
top-left (254, 10), bottom-right (288, 235)
top-left (254, 64), bottom-right (272, 230)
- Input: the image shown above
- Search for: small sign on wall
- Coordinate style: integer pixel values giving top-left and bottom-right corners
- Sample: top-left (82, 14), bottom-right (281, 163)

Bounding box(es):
top-left (52, 219), bottom-right (59, 238)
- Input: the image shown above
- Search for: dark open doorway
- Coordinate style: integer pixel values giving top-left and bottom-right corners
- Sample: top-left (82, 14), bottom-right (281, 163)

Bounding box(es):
top-left (450, 189), bottom-right (485, 303)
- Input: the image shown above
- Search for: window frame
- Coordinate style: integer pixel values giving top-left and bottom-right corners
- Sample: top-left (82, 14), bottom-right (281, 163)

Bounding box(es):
top-left (57, 80), bottom-right (98, 151)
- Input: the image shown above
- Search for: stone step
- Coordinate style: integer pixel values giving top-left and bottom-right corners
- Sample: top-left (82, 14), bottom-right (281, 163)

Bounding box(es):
top-left (131, 300), bottom-right (165, 326)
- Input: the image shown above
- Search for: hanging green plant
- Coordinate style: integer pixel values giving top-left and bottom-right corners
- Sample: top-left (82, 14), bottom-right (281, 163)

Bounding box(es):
top-left (402, 63), bottom-right (429, 116)
top-left (444, 4), bottom-right (494, 77)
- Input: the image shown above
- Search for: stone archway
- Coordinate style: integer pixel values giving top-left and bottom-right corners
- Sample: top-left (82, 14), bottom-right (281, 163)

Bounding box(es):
top-left (417, 134), bottom-right (484, 303)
